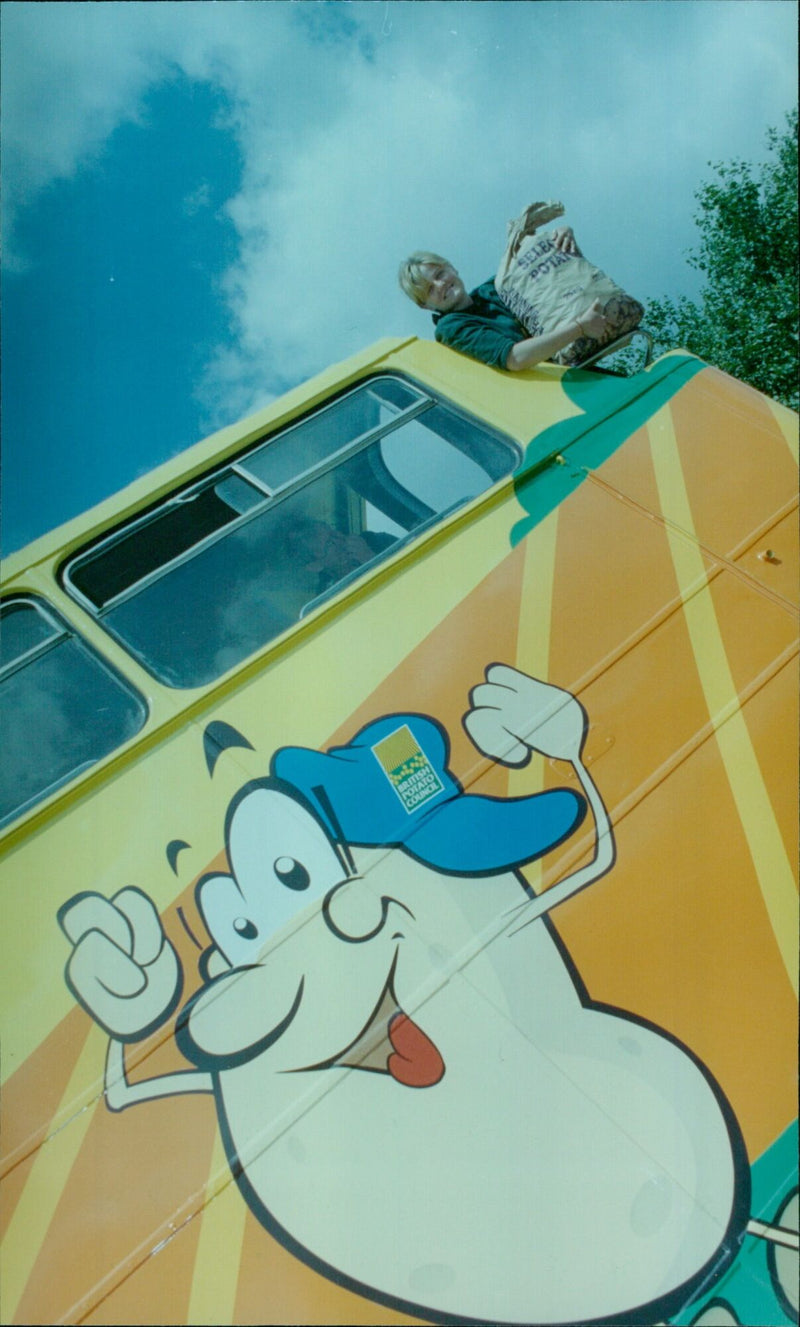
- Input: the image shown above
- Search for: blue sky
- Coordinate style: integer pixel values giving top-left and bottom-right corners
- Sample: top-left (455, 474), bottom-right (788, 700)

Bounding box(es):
top-left (2, 0), bottom-right (797, 557)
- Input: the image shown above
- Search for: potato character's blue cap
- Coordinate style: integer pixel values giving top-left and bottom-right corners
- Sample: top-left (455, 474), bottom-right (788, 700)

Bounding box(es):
top-left (272, 714), bottom-right (586, 876)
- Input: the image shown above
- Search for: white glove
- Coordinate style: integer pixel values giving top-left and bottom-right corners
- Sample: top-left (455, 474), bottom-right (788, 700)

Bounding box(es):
top-left (465, 664), bottom-right (587, 766)
top-left (59, 888), bottom-right (181, 1041)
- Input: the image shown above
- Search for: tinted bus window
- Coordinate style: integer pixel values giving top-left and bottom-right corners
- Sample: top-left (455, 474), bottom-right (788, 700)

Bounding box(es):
top-left (237, 378), bottom-right (427, 492)
top-left (0, 598), bottom-right (146, 827)
top-left (64, 376), bottom-right (519, 688)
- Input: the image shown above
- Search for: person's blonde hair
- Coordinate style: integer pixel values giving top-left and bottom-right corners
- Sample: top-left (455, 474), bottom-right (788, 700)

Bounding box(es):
top-left (398, 251), bottom-right (451, 307)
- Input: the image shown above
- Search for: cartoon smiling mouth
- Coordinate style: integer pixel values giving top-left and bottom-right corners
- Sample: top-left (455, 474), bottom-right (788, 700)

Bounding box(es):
top-left (300, 958), bottom-right (445, 1089)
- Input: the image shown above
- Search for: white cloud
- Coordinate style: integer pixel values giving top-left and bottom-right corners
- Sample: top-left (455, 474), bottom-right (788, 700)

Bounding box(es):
top-left (1, 4), bottom-right (162, 268)
top-left (3, 0), bottom-right (797, 421)
top-left (0, 1), bottom-right (309, 263)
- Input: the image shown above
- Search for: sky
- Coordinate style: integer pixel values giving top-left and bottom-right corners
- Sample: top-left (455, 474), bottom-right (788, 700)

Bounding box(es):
top-left (1, 0), bottom-right (797, 558)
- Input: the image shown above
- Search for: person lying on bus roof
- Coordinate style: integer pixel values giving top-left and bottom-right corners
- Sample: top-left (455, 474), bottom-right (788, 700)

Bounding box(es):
top-left (398, 230), bottom-right (641, 372)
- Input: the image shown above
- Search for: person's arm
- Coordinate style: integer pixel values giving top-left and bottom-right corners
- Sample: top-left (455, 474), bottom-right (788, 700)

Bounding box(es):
top-left (505, 298), bottom-right (607, 372)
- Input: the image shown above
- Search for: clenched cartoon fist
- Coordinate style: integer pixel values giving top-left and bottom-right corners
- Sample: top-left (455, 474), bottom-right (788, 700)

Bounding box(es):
top-left (58, 887), bottom-right (182, 1041)
top-left (464, 664), bottom-right (588, 766)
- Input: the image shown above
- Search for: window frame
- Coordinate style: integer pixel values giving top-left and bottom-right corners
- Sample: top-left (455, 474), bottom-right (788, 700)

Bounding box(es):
top-left (63, 378), bottom-right (436, 617)
top-left (60, 373), bottom-right (521, 679)
top-left (0, 595), bottom-right (69, 680)
top-left (0, 595), bottom-right (148, 828)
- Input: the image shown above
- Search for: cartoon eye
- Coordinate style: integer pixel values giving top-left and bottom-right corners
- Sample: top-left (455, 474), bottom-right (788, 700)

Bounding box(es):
top-left (233, 917), bottom-right (258, 940)
top-left (274, 857), bottom-right (310, 891)
top-left (197, 786), bottom-right (345, 967)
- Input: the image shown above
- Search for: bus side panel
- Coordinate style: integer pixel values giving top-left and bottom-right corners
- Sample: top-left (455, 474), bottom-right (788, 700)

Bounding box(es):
top-left (1, 362), bottom-right (796, 1326)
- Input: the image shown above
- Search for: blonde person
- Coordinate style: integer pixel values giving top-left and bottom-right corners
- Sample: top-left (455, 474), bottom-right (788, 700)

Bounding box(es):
top-left (399, 240), bottom-right (613, 372)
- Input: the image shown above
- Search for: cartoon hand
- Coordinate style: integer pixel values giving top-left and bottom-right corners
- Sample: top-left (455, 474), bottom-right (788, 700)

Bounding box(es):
top-left (59, 888), bottom-right (182, 1041)
top-left (465, 664), bottom-right (587, 766)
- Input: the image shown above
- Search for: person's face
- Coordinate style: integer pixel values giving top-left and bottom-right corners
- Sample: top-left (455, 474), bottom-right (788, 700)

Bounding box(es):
top-left (420, 263), bottom-right (470, 314)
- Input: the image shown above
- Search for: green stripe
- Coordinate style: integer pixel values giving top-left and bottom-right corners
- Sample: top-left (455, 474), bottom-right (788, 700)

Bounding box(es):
top-left (510, 355), bottom-right (705, 546)
top-left (668, 1122), bottom-right (798, 1326)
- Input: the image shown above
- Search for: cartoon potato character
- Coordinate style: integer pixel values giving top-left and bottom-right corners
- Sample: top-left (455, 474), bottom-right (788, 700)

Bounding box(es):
top-left (59, 666), bottom-right (749, 1326)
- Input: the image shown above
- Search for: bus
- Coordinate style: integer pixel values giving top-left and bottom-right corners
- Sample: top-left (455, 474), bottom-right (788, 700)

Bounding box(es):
top-left (1, 334), bottom-right (797, 1327)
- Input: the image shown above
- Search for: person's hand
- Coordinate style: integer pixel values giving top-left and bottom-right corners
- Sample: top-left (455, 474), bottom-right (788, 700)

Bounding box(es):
top-left (576, 299), bottom-right (608, 340)
top-left (551, 226), bottom-right (577, 254)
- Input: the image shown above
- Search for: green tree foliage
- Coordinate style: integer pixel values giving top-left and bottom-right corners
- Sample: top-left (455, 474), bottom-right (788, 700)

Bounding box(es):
top-left (644, 109), bottom-right (798, 410)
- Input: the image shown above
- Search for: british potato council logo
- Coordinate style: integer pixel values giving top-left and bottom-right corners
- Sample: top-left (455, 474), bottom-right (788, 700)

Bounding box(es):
top-left (372, 725), bottom-right (444, 814)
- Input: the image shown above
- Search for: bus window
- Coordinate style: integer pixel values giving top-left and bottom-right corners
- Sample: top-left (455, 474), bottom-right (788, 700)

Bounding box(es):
top-left (377, 406), bottom-right (511, 515)
top-left (236, 378), bottom-right (429, 494)
top-left (62, 376), bottom-right (519, 688)
top-left (0, 598), bottom-right (146, 827)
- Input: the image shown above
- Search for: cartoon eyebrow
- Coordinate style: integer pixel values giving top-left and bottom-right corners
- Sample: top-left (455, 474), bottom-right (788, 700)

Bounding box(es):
top-left (166, 839), bottom-right (190, 874)
top-left (203, 721), bottom-right (255, 776)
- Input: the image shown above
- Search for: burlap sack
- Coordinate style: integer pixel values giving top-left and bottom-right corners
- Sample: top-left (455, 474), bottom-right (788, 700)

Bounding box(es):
top-left (496, 201), bottom-right (643, 364)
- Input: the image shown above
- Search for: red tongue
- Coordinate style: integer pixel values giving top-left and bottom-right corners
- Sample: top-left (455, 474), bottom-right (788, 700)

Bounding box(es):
top-left (387, 1012), bottom-right (445, 1088)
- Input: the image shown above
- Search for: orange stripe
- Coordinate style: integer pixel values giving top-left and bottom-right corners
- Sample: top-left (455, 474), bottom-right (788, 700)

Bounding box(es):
top-left (13, 1079), bottom-right (217, 1324)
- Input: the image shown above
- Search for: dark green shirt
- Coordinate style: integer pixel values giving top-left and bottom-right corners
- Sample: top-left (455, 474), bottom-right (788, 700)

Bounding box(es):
top-left (432, 279), bottom-right (527, 369)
